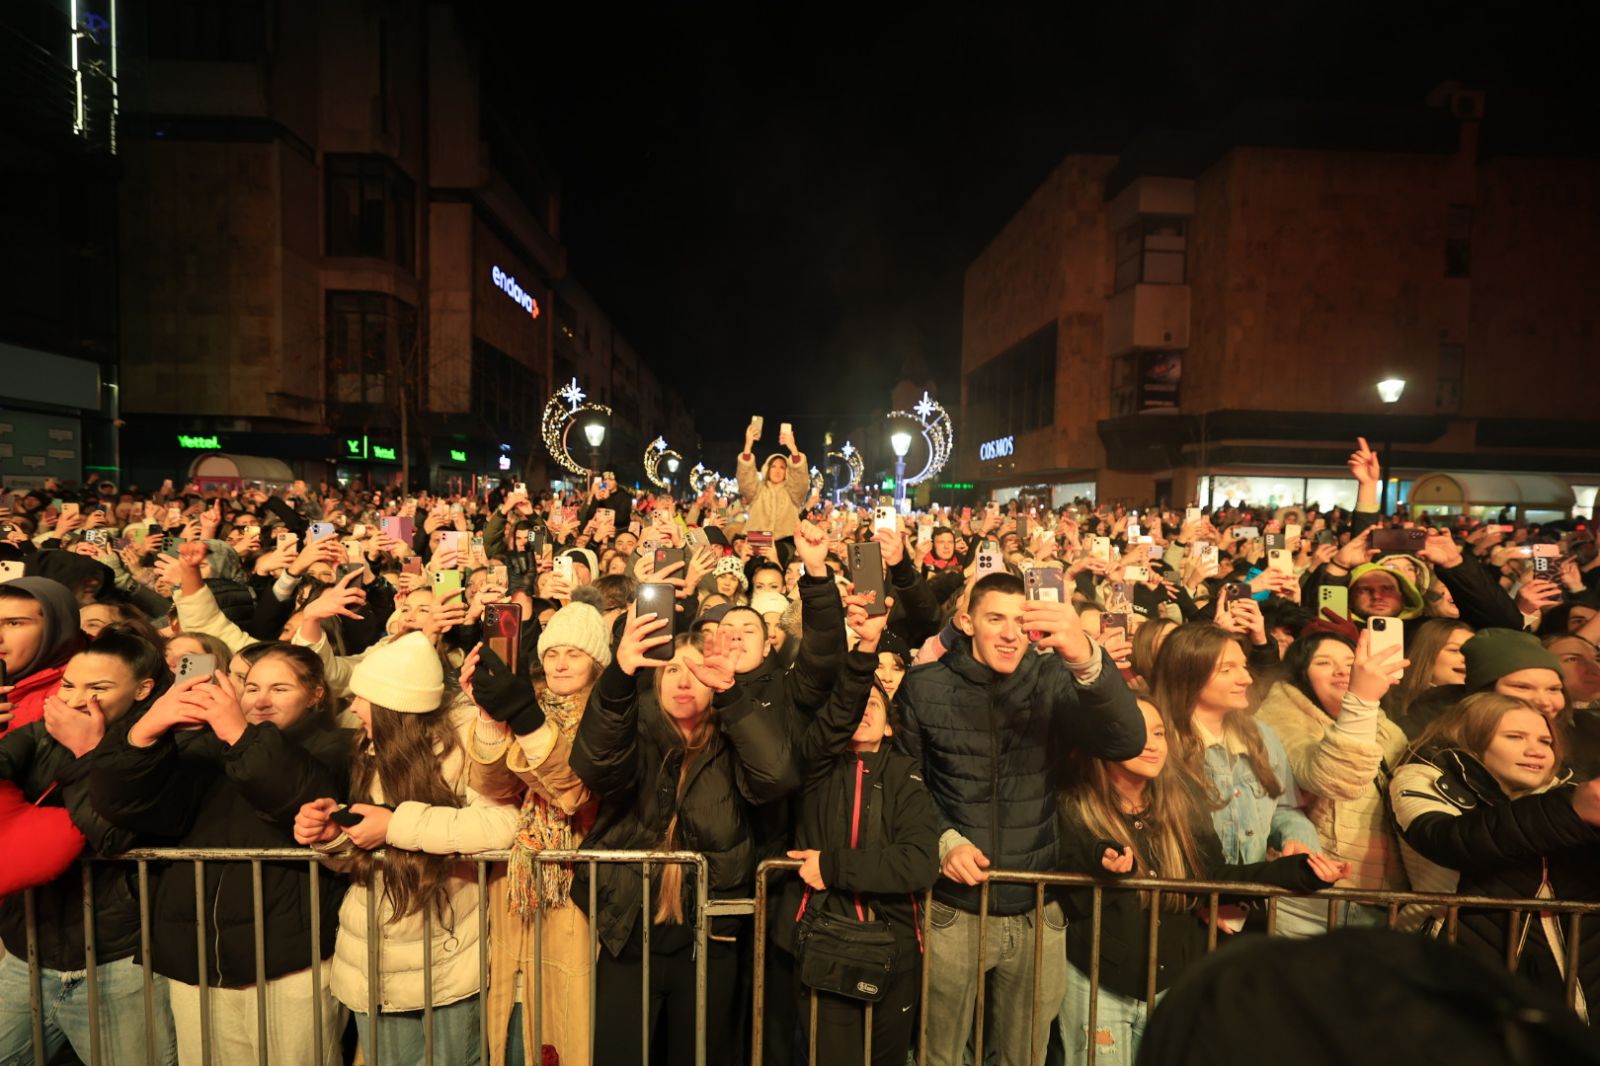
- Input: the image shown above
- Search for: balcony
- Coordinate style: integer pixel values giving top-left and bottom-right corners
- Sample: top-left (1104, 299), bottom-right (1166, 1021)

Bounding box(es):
top-left (1105, 283), bottom-right (1190, 354)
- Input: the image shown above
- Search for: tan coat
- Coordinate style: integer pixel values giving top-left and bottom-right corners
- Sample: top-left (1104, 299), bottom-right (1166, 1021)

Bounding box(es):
top-left (469, 709), bottom-right (596, 1066)
top-left (1256, 681), bottom-right (1410, 892)
top-left (736, 451), bottom-right (809, 539)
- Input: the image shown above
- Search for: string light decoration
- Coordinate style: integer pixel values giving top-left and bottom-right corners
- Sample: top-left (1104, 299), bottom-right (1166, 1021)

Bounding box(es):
top-left (883, 391), bottom-right (953, 486)
top-left (809, 465), bottom-right (823, 498)
top-left (643, 436), bottom-right (686, 490)
top-left (541, 376), bottom-right (613, 476)
top-left (824, 444), bottom-right (865, 491)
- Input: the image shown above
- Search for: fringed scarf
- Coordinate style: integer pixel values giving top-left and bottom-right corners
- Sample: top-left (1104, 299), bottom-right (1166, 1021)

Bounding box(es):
top-left (506, 688), bottom-right (589, 918)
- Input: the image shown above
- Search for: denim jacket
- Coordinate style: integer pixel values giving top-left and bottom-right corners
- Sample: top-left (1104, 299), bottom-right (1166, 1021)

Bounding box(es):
top-left (1196, 719), bottom-right (1319, 864)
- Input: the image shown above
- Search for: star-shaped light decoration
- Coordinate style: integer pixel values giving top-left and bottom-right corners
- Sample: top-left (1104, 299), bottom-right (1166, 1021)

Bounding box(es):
top-left (810, 466), bottom-right (820, 477)
top-left (841, 441), bottom-right (855, 457)
top-left (914, 391), bottom-right (937, 421)
top-left (558, 377), bottom-right (587, 412)
top-left (651, 436), bottom-right (668, 452)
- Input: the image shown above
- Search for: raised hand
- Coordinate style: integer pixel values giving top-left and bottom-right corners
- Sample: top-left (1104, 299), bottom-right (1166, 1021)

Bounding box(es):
top-left (1348, 630), bottom-right (1408, 702)
top-left (1348, 437), bottom-right (1381, 486)
top-left (615, 607), bottom-right (673, 676)
top-left (684, 627), bottom-right (737, 693)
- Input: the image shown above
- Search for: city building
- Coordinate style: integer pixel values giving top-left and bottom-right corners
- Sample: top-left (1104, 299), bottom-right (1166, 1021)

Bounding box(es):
top-left (0, 0), bottom-right (121, 490)
top-left (114, 1), bottom-right (694, 493)
top-left (958, 90), bottom-right (1600, 521)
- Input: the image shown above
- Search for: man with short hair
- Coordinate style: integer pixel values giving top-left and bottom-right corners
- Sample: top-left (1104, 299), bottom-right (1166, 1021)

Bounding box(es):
top-left (895, 572), bottom-right (1144, 1066)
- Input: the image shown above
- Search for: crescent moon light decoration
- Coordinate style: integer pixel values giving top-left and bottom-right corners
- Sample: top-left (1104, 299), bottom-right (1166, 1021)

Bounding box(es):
top-left (541, 378), bottom-right (613, 476)
top-left (643, 437), bottom-right (686, 491)
top-left (883, 391), bottom-right (953, 487)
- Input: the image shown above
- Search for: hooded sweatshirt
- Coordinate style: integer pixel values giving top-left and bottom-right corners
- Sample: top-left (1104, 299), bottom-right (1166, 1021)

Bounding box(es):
top-left (736, 451), bottom-right (809, 539)
top-left (1347, 561), bottom-right (1426, 621)
top-left (0, 576), bottom-right (84, 737)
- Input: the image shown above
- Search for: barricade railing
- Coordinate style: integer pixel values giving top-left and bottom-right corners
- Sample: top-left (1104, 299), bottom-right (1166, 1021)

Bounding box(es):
top-left (751, 859), bottom-right (1600, 1066)
top-left (14, 847), bottom-right (719, 1066)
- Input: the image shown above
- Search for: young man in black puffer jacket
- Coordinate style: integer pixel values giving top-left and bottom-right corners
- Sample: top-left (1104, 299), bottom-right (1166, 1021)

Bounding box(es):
top-left (895, 571), bottom-right (1144, 1066)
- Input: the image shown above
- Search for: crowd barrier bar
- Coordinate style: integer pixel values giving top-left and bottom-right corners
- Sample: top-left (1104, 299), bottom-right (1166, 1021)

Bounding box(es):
top-left (16, 848), bottom-right (712, 1066)
top-left (750, 859), bottom-right (1600, 1066)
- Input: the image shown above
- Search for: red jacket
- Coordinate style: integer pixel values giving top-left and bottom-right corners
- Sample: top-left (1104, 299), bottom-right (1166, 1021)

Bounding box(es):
top-left (1, 659), bottom-right (68, 739)
top-left (0, 782), bottom-right (85, 899)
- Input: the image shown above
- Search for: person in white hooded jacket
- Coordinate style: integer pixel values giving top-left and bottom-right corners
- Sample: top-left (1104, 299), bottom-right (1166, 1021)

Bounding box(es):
top-left (293, 630), bottom-right (518, 1066)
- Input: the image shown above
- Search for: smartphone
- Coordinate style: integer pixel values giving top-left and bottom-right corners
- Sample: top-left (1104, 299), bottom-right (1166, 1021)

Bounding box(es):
top-left (1089, 536), bottom-right (1113, 562)
top-left (873, 506), bottom-right (897, 534)
top-left (916, 524), bottom-right (932, 549)
top-left (1367, 615), bottom-right (1404, 661)
top-left (1199, 543), bottom-right (1219, 569)
top-left (1267, 548), bottom-right (1294, 575)
top-left (848, 541), bottom-right (888, 617)
top-left (1370, 528), bottom-right (1426, 554)
top-left (529, 530), bottom-right (549, 559)
top-left (552, 554), bottom-right (574, 586)
top-left (974, 546), bottom-right (1005, 577)
top-left (0, 560), bottom-right (24, 584)
top-left (1233, 526), bottom-right (1260, 541)
top-left (1126, 521), bottom-right (1140, 540)
top-left (438, 530), bottom-right (465, 559)
top-left (636, 583), bottom-right (678, 658)
top-left (431, 568), bottom-right (463, 602)
top-left (1102, 612), bottom-right (1129, 639)
top-left (83, 529), bottom-right (109, 548)
top-left (1264, 533), bottom-right (1286, 551)
top-left (402, 557), bottom-right (423, 576)
top-left (1530, 543), bottom-right (1561, 559)
top-left (1024, 568), bottom-right (1065, 602)
top-left (303, 521), bottom-right (332, 543)
top-left (1285, 523), bottom-right (1303, 547)
top-left (780, 421), bottom-right (793, 440)
top-left (483, 602), bottom-right (522, 674)
top-left (653, 546), bottom-right (686, 574)
top-left (1532, 555), bottom-right (1556, 580)
top-left (1185, 506), bottom-right (1202, 524)
top-left (1315, 530), bottom-right (1336, 547)
top-left (1318, 584), bottom-right (1350, 619)
top-left (61, 502), bottom-right (79, 519)
top-left (747, 530), bottom-right (774, 552)
top-left (513, 481), bottom-right (528, 495)
top-left (471, 534), bottom-right (486, 556)
top-left (751, 415), bottom-right (765, 438)
top-left (342, 539), bottom-right (363, 560)
top-left (176, 653), bottom-right (217, 684)
top-left (328, 806), bottom-right (366, 829)
top-left (487, 563), bottom-right (509, 589)
top-left (381, 516), bottom-right (415, 543)
top-left (1124, 565), bottom-right (1152, 583)
top-left (336, 562), bottom-right (366, 583)
top-left (349, 523), bottom-right (365, 539)
top-left (1220, 581), bottom-right (1250, 607)
top-left (277, 530), bottom-right (299, 551)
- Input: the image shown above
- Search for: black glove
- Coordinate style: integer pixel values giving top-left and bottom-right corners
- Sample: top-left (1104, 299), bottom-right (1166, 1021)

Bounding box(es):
top-left (472, 644), bottom-right (545, 736)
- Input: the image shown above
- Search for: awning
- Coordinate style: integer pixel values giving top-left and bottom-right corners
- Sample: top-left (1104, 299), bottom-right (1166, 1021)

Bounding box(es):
top-left (1407, 472), bottom-right (1576, 511)
top-left (187, 453), bottom-right (296, 487)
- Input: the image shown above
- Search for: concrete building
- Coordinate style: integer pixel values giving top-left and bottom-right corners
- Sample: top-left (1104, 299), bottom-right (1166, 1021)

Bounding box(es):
top-left (959, 91), bottom-right (1600, 521)
top-left (115, 1), bottom-right (694, 492)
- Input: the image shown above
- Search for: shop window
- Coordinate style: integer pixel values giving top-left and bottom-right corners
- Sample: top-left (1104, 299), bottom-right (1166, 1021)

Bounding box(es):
top-left (326, 155), bottom-right (416, 270)
top-left (1115, 216), bottom-right (1187, 291)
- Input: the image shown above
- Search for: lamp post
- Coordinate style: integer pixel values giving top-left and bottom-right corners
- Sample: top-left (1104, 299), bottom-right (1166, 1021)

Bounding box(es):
top-left (891, 430), bottom-right (912, 511)
top-left (1375, 378), bottom-right (1406, 514)
top-left (666, 455), bottom-right (679, 499)
top-left (583, 421), bottom-right (606, 481)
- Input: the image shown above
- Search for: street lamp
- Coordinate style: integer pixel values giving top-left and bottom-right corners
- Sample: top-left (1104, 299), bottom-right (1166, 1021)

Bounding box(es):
top-left (583, 421), bottom-right (606, 478)
top-left (1376, 378), bottom-right (1406, 513)
top-left (666, 455), bottom-right (679, 498)
top-left (891, 430), bottom-right (913, 510)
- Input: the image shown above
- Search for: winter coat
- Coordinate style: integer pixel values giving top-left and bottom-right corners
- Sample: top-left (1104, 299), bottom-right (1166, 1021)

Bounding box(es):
top-left (894, 637), bottom-right (1145, 915)
top-left (1058, 808), bottom-right (1327, 999)
top-left (775, 650), bottom-right (939, 968)
top-left (570, 663), bottom-right (799, 957)
top-left (1256, 681), bottom-right (1409, 891)
top-left (1390, 747), bottom-right (1600, 1009)
top-left (316, 701), bottom-right (519, 1013)
top-left (90, 710), bottom-right (353, 987)
top-left (0, 575), bottom-right (83, 738)
top-left (172, 581), bottom-right (254, 654)
top-left (736, 452), bottom-right (808, 540)
top-left (203, 576), bottom-right (256, 630)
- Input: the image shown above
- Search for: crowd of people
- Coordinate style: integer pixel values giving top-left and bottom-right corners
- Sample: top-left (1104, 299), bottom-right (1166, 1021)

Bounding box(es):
top-left (2, 425), bottom-right (1599, 1066)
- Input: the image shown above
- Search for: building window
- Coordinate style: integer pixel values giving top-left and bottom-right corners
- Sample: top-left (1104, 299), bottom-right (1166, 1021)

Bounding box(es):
top-left (146, 0), bottom-right (265, 62)
top-left (326, 292), bottom-right (417, 407)
top-left (1114, 216), bottom-right (1187, 291)
top-left (966, 323), bottom-right (1056, 443)
top-left (471, 343), bottom-right (542, 439)
top-left (1445, 205), bottom-right (1473, 278)
top-left (1111, 350), bottom-right (1183, 417)
top-left (326, 155), bottom-right (416, 270)
top-left (1437, 343), bottom-right (1465, 412)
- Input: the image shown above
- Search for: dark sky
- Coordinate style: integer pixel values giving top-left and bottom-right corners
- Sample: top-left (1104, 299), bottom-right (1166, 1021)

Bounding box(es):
top-left (484, 3), bottom-right (1571, 458)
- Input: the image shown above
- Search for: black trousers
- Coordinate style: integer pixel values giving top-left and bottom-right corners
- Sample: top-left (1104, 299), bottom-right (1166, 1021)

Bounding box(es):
top-left (593, 928), bottom-right (740, 1066)
top-left (795, 965), bottom-right (920, 1066)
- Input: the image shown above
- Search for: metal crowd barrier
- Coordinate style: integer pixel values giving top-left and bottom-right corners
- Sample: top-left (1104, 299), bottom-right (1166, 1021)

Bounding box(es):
top-left (17, 851), bottom-right (1600, 1066)
top-left (14, 847), bottom-right (716, 1066)
top-left (750, 859), bottom-right (1600, 1066)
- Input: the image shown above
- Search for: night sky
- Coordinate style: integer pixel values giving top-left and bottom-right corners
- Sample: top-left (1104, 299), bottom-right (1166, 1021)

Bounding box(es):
top-left (483, 3), bottom-right (1577, 460)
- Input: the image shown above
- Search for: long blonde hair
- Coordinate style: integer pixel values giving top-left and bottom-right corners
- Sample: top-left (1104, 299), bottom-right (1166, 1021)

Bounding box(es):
top-left (1403, 692), bottom-right (1563, 789)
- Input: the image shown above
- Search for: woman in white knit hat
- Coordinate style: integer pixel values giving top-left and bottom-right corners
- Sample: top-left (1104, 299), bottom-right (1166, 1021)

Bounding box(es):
top-left (460, 601), bottom-right (612, 1066)
top-left (292, 630), bottom-right (519, 1066)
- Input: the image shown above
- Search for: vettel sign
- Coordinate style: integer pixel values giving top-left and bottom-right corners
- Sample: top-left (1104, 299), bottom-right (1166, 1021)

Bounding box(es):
top-left (491, 266), bottom-right (540, 319)
top-left (979, 435), bottom-right (1014, 461)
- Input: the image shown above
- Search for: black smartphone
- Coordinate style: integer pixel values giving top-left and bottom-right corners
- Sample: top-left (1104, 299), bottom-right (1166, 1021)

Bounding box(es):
top-left (483, 602), bottom-right (522, 674)
top-left (1370, 528), bottom-right (1427, 554)
top-left (653, 547), bottom-right (686, 574)
top-left (1315, 530), bottom-right (1336, 547)
top-left (328, 806), bottom-right (365, 828)
top-left (848, 541), bottom-right (888, 617)
top-left (1024, 568), bottom-right (1065, 602)
top-left (1016, 515), bottom-right (1030, 540)
top-left (635, 583), bottom-right (677, 660)
top-left (1221, 581), bottom-right (1250, 607)
top-left (1264, 533), bottom-right (1286, 551)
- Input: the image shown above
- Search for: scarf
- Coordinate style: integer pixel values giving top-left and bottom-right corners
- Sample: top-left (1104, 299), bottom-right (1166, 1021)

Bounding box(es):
top-left (506, 687), bottom-right (589, 917)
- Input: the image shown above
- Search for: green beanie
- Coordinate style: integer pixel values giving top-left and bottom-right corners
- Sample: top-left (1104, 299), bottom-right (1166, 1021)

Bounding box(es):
top-left (1461, 628), bottom-right (1562, 693)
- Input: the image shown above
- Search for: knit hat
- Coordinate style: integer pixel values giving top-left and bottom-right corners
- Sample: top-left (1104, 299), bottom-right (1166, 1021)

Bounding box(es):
top-left (713, 555), bottom-right (748, 590)
top-left (1461, 628), bottom-right (1563, 693)
top-left (750, 590), bottom-right (789, 618)
top-left (537, 602), bottom-right (613, 668)
top-left (348, 631), bottom-right (445, 713)
top-left (1348, 562), bottom-right (1425, 620)
top-left (561, 547), bottom-right (599, 584)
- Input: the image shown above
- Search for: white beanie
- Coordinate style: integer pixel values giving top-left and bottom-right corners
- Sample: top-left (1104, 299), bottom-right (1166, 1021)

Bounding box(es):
top-left (349, 631), bottom-right (445, 714)
top-left (537, 602), bottom-right (613, 668)
top-left (750, 590), bottom-right (790, 618)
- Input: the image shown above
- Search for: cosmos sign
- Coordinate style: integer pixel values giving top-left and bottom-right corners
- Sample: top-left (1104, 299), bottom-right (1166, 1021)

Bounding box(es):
top-left (979, 435), bottom-right (1015, 462)
top-left (491, 266), bottom-right (540, 319)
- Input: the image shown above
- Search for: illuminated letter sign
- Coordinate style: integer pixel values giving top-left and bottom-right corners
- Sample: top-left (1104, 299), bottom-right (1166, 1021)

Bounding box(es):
top-left (372, 445), bottom-right (397, 461)
top-left (979, 436), bottom-right (1014, 462)
top-left (449, 448), bottom-right (467, 463)
top-left (491, 266), bottom-right (541, 319)
top-left (177, 434), bottom-right (220, 450)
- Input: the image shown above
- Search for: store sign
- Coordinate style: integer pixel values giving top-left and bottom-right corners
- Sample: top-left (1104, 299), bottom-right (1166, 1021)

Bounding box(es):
top-left (938, 482), bottom-right (975, 490)
top-left (372, 445), bottom-right (397, 461)
top-left (979, 436), bottom-right (1014, 462)
top-left (449, 448), bottom-right (468, 463)
top-left (177, 434), bottom-right (220, 450)
top-left (343, 437), bottom-right (367, 459)
top-left (491, 265), bottom-right (540, 319)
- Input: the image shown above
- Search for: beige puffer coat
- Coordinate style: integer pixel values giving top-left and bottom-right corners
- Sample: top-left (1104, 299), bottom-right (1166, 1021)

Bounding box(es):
top-left (736, 451), bottom-right (809, 539)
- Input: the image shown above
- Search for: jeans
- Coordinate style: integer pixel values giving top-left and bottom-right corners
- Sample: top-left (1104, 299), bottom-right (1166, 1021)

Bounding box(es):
top-left (1271, 896), bottom-right (1390, 939)
top-left (0, 953), bottom-right (176, 1066)
top-left (1055, 963), bottom-right (1162, 1066)
top-left (353, 996), bottom-right (482, 1066)
top-left (924, 899), bottom-right (1066, 1066)
top-left (169, 961), bottom-right (345, 1066)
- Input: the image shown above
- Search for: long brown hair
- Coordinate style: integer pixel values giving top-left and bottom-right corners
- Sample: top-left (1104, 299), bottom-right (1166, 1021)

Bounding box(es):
top-left (1403, 692), bottom-right (1563, 785)
top-left (1384, 619), bottom-right (1473, 721)
top-left (348, 699), bottom-right (465, 927)
top-left (1062, 700), bottom-right (1208, 910)
top-left (1130, 617), bottom-right (1176, 693)
top-left (649, 633), bottom-right (719, 924)
top-left (1151, 624), bottom-right (1284, 802)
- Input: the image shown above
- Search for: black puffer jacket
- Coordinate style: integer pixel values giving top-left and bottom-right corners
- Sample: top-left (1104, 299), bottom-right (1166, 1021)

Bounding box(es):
top-left (1391, 746), bottom-right (1600, 1007)
top-left (90, 711), bottom-right (353, 987)
top-left (895, 637), bottom-right (1144, 914)
top-left (775, 650), bottom-right (938, 967)
top-left (0, 688), bottom-right (162, 971)
top-left (571, 662), bottom-right (798, 957)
